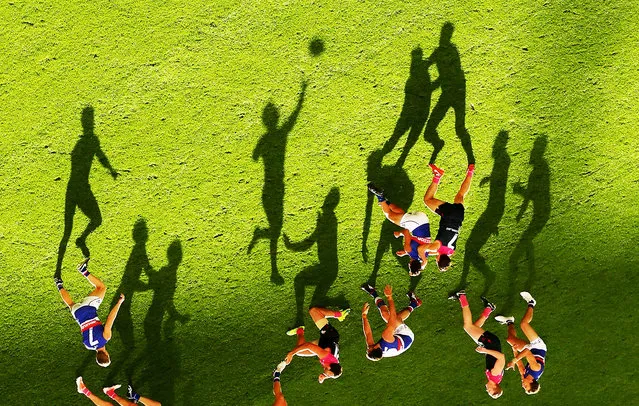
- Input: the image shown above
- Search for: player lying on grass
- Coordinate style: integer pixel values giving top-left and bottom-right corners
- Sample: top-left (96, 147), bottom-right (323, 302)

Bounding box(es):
top-left (495, 292), bottom-right (546, 395)
top-left (367, 183), bottom-right (432, 276)
top-left (421, 163), bottom-right (475, 271)
top-left (54, 258), bottom-right (124, 367)
top-left (361, 283), bottom-right (421, 360)
top-left (272, 361), bottom-right (288, 406)
top-left (450, 290), bottom-right (505, 399)
top-left (285, 306), bottom-right (350, 383)
top-left (76, 377), bottom-right (160, 405)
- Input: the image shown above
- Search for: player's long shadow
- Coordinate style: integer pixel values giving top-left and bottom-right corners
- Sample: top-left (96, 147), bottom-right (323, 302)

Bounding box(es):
top-left (133, 239), bottom-right (190, 404)
top-left (503, 135), bottom-right (550, 312)
top-left (456, 131), bottom-right (510, 296)
top-left (284, 187), bottom-right (348, 327)
top-left (55, 106), bottom-right (118, 278)
top-left (248, 81), bottom-right (308, 285)
top-left (105, 217), bottom-right (152, 383)
top-left (423, 22), bottom-right (475, 165)
top-left (362, 150), bottom-right (419, 291)
top-left (380, 47), bottom-right (433, 167)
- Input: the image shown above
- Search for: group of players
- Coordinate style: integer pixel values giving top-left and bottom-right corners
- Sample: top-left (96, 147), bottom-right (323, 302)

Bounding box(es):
top-left (274, 163), bottom-right (547, 403)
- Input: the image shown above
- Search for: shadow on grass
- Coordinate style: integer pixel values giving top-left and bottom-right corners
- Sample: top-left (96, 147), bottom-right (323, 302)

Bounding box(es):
top-left (503, 135), bottom-right (550, 312)
top-left (456, 131), bottom-right (510, 296)
top-left (248, 81), bottom-right (308, 285)
top-left (284, 187), bottom-right (348, 327)
top-left (424, 22), bottom-right (475, 165)
top-left (55, 106), bottom-right (118, 278)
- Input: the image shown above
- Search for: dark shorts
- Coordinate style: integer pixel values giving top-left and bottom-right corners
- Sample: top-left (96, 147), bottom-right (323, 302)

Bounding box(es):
top-left (435, 202), bottom-right (465, 225)
top-left (479, 331), bottom-right (502, 371)
top-left (318, 323), bottom-right (340, 356)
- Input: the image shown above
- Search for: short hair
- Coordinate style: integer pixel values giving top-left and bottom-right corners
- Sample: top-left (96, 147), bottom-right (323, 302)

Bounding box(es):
top-left (96, 350), bottom-right (111, 367)
top-left (366, 347), bottom-right (383, 361)
top-left (437, 255), bottom-right (451, 271)
top-left (526, 380), bottom-right (540, 394)
top-left (329, 363), bottom-right (342, 377)
top-left (408, 259), bottom-right (422, 276)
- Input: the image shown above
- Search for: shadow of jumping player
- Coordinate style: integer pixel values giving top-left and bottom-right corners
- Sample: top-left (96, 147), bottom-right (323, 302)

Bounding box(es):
top-left (55, 106), bottom-right (118, 278)
top-left (381, 47), bottom-right (433, 168)
top-left (249, 80), bottom-right (308, 285)
top-left (424, 22), bottom-right (475, 165)
top-left (106, 217), bottom-right (152, 383)
top-left (284, 188), bottom-right (348, 327)
top-left (456, 131), bottom-right (510, 296)
top-left (503, 135), bottom-right (550, 312)
top-left (362, 150), bottom-right (419, 291)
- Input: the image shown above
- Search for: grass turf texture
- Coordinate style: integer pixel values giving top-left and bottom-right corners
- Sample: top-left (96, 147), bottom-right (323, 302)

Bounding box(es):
top-left (1, 0), bottom-right (638, 404)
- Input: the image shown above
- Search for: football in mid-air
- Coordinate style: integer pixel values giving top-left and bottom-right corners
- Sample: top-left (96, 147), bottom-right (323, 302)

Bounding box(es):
top-left (309, 38), bottom-right (325, 56)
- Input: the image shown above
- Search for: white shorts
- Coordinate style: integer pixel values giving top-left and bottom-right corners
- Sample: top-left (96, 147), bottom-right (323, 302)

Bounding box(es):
top-left (526, 337), bottom-right (547, 352)
top-left (394, 323), bottom-right (415, 341)
top-left (399, 212), bottom-right (429, 233)
top-left (71, 295), bottom-right (103, 316)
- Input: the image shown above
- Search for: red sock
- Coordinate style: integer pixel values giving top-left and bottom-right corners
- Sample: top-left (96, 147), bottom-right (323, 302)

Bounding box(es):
top-left (459, 294), bottom-right (469, 307)
top-left (481, 306), bottom-right (493, 318)
top-left (433, 176), bottom-right (442, 184)
top-left (467, 164), bottom-right (475, 176)
top-left (82, 388), bottom-right (92, 397)
top-left (333, 311), bottom-right (342, 318)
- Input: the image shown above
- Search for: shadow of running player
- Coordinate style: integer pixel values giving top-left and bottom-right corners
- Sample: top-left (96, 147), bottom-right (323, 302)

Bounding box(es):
top-left (423, 22), bottom-right (475, 165)
top-left (503, 135), bottom-right (550, 313)
top-left (55, 106), bottom-right (118, 278)
top-left (249, 81), bottom-right (308, 285)
top-left (456, 131), bottom-right (510, 296)
top-left (283, 187), bottom-right (348, 327)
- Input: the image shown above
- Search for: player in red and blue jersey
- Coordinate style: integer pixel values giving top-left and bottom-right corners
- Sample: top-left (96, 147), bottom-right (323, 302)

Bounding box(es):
top-left (450, 290), bottom-right (505, 399)
top-left (421, 163), bottom-right (475, 271)
top-left (496, 292), bottom-right (546, 395)
top-left (54, 258), bottom-right (124, 367)
top-left (361, 283), bottom-right (421, 360)
top-left (284, 306), bottom-right (350, 383)
top-left (367, 183), bottom-right (432, 276)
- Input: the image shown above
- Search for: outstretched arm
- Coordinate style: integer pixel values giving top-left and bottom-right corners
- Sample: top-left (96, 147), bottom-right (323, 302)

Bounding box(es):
top-left (476, 347), bottom-right (506, 374)
top-left (95, 143), bottom-right (118, 179)
top-left (285, 342), bottom-right (325, 363)
top-left (361, 303), bottom-right (376, 351)
top-left (282, 229), bottom-right (317, 252)
top-left (103, 294), bottom-right (125, 340)
top-left (380, 285), bottom-right (399, 342)
top-left (280, 80), bottom-right (308, 134)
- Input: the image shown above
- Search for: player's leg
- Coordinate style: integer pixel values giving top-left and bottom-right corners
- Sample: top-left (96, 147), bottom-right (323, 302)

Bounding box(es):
top-left (103, 385), bottom-right (135, 406)
top-left (519, 292), bottom-right (540, 342)
top-left (451, 291), bottom-right (484, 342)
top-left (76, 377), bottom-right (114, 406)
top-left (453, 164), bottom-right (475, 204)
top-left (76, 188), bottom-right (103, 245)
top-left (125, 384), bottom-right (161, 406)
top-left (472, 296), bottom-right (496, 328)
top-left (272, 362), bottom-right (287, 406)
top-left (309, 307), bottom-right (350, 329)
top-left (56, 194), bottom-right (77, 277)
top-left (361, 284), bottom-right (390, 322)
top-left (77, 258), bottom-right (107, 300)
top-left (397, 291), bottom-right (422, 321)
top-left (55, 278), bottom-right (75, 309)
top-left (367, 184), bottom-right (406, 225)
top-left (423, 165), bottom-right (446, 212)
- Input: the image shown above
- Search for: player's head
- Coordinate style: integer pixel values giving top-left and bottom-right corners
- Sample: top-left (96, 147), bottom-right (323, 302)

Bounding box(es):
top-left (440, 22), bottom-right (454, 44)
top-left (437, 254), bottom-right (451, 272)
top-left (408, 259), bottom-right (422, 276)
top-left (81, 106), bottom-right (94, 136)
top-left (524, 378), bottom-right (540, 394)
top-left (262, 102), bottom-right (280, 130)
top-left (318, 363), bottom-right (342, 383)
top-left (366, 347), bottom-right (383, 361)
top-left (96, 347), bottom-right (111, 367)
top-left (486, 382), bottom-right (503, 399)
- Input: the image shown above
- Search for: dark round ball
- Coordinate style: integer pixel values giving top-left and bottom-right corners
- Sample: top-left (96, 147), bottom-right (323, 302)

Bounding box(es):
top-left (309, 38), bottom-right (325, 56)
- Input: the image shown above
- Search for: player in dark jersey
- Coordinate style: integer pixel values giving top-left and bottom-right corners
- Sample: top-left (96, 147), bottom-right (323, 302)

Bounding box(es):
top-left (361, 283), bottom-right (421, 360)
top-left (450, 290), bottom-right (505, 399)
top-left (367, 183), bottom-right (432, 276)
top-left (495, 292), bottom-right (546, 395)
top-left (54, 258), bottom-right (124, 367)
top-left (284, 306), bottom-right (350, 383)
top-left (422, 163), bottom-right (475, 271)
top-left (76, 377), bottom-right (161, 405)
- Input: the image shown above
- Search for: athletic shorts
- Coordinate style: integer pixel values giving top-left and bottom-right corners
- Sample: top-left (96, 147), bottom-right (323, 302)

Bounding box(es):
top-left (399, 212), bottom-right (429, 232)
top-left (435, 202), bottom-right (465, 224)
top-left (527, 337), bottom-right (547, 352)
top-left (71, 295), bottom-right (102, 317)
top-left (394, 323), bottom-right (415, 346)
top-left (318, 323), bottom-right (340, 356)
top-left (478, 331), bottom-right (502, 371)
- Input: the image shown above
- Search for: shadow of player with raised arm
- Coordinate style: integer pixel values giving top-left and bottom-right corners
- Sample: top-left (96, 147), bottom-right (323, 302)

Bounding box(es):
top-left (55, 106), bottom-right (118, 278)
top-left (424, 22), bottom-right (475, 165)
top-left (504, 135), bottom-right (550, 312)
top-left (249, 81), bottom-right (308, 285)
top-left (284, 187), bottom-right (348, 327)
top-left (380, 47), bottom-right (433, 168)
top-left (457, 131), bottom-right (510, 296)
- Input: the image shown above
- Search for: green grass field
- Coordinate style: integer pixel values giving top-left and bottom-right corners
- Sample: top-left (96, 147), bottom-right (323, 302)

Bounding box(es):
top-left (1, 0), bottom-right (638, 404)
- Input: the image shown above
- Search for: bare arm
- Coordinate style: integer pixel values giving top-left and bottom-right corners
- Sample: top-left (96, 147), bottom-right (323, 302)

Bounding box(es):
top-left (103, 294), bottom-right (125, 340)
top-left (381, 286), bottom-right (399, 342)
top-left (510, 348), bottom-right (541, 371)
top-left (280, 81), bottom-right (308, 134)
top-left (361, 303), bottom-right (376, 350)
top-left (417, 245), bottom-right (429, 269)
top-left (95, 143), bottom-right (118, 179)
top-left (286, 342), bottom-right (326, 363)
